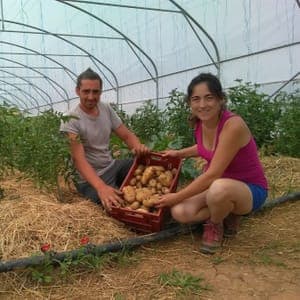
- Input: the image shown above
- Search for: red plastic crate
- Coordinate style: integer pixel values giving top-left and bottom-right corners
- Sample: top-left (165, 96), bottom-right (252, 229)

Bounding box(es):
top-left (110, 152), bottom-right (182, 233)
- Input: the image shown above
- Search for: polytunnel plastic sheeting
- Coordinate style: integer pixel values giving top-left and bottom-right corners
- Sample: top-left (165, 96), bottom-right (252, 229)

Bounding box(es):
top-left (0, 0), bottom-right (299, 114)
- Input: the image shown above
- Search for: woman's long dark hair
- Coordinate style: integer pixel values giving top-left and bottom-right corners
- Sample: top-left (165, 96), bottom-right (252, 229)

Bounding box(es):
top-left (186, 73), bottom-right (227, 127)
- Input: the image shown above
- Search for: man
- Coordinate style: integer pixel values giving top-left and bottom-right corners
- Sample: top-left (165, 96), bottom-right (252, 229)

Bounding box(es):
top-left (60, 68), bottom-right (149, 211)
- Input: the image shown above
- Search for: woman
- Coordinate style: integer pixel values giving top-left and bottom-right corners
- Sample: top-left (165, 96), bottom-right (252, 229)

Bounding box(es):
top-left (155, 73), bottom-right (268, 254)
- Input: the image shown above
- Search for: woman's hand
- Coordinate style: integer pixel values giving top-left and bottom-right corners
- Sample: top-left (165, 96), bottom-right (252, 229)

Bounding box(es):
top-left (155, 193), bottom-right (181, 208)
top-left (160, 149), bottom-right (179, 157)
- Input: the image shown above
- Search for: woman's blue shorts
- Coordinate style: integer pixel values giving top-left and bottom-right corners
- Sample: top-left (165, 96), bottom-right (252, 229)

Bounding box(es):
top-left (247, 183), bottom-right (268, 211)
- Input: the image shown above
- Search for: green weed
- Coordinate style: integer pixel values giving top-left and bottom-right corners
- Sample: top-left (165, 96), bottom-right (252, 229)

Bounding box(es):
top-left (105, 249), bottom-right (140, 267)
top-left (159, 269), bottom-right (209, 296)
top-left (28, 247), bottom-right (139, 284)
top-left (211, 256), bottom-right (225, 265)
top-left (113, 292), bottom-right (126, 300)
top-left (251, 241), bottom-right (288, 268)
top-left (256, 253), bottom-right (287, 267)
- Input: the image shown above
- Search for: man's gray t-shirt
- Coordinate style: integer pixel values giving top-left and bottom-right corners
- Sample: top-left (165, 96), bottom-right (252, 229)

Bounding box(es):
top-left (60, 102), bottom-right (122, 183)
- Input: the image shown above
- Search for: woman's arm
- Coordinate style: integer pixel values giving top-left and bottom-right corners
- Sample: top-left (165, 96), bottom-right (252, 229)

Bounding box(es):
top-left (162, 144), bottom-right (198, 159)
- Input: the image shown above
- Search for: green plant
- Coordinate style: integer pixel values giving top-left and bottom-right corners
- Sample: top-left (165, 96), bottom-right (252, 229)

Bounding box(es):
top-left (110, 133), bottom-right (132, 159)
top-left (227, 80), bottom-right (282, 149)
top-left (164, 89), bottom-right (194, 147)
top-left (146, 132), bottom-right (184, 152)
top-left (29, 251), bottom-right (54, 283)
top-left (113, 293), bottom-right (125, 300)
top-left (0, 186), bottom-right (4, 200)
top-left (129, 100), bottom-right (165, 143)
top-left (251, 241), bottom-right (288, 268)
top-left (179, 158), bottom-right (199, 185)
top-left (257, 254), bottom-right (287, 267)
top-left (0, 105), bottom-right (23, 176)
top-left (0, 105), bottom-right (77, 201)
top-left (31, 268), bottom-right (53, 284)
top-left (211, 256), bottom-right (225, 265)
top-left (159, 269), bottom-right (209, 296)
top-left (273, 91), bottom-right (300, 158)
top-left (28, 244), bottom-right (139, 284)
top-left (15, 110), bottom-right (73, 188)
top-left (105, 248), bottom-right (139, 267)
top-left (110, 103), bottom-right (131, 127)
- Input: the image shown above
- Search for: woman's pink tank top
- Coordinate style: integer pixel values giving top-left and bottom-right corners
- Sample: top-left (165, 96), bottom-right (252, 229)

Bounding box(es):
top-left (194, 110), bottom-right (268, 189)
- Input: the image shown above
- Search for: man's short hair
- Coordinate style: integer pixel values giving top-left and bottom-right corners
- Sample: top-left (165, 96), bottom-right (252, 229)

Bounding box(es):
top-left (76, 68), bottom-right (103, 89)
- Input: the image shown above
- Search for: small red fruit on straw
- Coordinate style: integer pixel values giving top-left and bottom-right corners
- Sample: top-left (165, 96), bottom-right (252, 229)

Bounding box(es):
top-left (41, 243), bottom-right (51, 253)
top-left (80, 236), bottom-right (89, 245)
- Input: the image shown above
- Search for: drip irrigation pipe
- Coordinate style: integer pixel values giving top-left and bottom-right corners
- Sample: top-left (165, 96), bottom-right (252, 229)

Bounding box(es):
top-left (0, 191), bottom-right (299, 273)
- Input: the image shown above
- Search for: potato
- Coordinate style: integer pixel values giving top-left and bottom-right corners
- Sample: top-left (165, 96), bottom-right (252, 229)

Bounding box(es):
top-left (129, 178), bottom-right (137, 186)
top-left (151, 187), bottom-right (157, 194)
top-left (153, 166), bottom-right (165, 172)
top-left (136, 206), bottom-right (149, 213)
top-left (161, 187), bottom-right (170, 194)
top-left (134, 168), bottom-right (143, 176)
top-left (158, 170), bottom-right (173, 187)
top-left (135, 187), bottom-right (152, 202)
top-left (136, 181), bottom-right (142, 188)
top-left (123, 163), bottom-right (177, 211)
top-left (129, 201), bottom-right (140, 210)
top-left (122, 186), bottom-right (136, 203)
top-left (156, 182), bottom-right (162, 190)
top-left (148, 178), bottom-right (157, 188)
top-left (143, 194), bottom-right (160, 208)
top-left (141, 166), bottom-right (155, 185)
top-left (156, 170), bottom-right (162, 176)
top-left (142, 198), bottom-right (152, 208)
top-left (137, 164), bottom-right (145, 171)
top-left (153, 166), bottom-right (165, 176)
top-left (149, 194), bottom-right (160, 206)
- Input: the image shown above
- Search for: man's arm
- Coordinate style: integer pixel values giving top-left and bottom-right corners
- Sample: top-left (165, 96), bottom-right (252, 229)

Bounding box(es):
top-left (67, 132), bottom-right (123, 211)
top-left (114, 124), bottom-right (149, 155)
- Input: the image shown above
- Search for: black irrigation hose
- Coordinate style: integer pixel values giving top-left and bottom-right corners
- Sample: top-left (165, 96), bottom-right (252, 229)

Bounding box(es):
top-left (260, 191), bottom-right (300, 209)
top-left (0, 223), bottom-right (199, 273)
top-left (0, 191), bottom-right (299, 273)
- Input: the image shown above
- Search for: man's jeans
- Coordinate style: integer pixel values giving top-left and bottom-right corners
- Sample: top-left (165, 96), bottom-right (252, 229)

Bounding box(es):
top-left (75, 159), bottom-right (133, 205)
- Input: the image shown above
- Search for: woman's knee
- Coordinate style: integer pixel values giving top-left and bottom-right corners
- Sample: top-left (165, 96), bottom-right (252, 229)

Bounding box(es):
top-left (171, 205), bottom-right (191, 223)
top-left (206, 179), bottom-right (231, 206)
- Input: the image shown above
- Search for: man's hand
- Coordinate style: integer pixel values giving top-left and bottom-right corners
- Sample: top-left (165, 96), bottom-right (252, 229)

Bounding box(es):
top-left (97, 185), bottom-right (124, 211)
top-left (132, 143), bottom-right (150, 156)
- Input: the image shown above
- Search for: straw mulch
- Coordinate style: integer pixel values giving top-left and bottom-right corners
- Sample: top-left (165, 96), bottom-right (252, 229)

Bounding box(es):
top-left (261, 155), bottom-right (300, 198)
top-left (0, 175), bottom-right (136, 261)
top-left (0, 155), bottom-right (298, 262)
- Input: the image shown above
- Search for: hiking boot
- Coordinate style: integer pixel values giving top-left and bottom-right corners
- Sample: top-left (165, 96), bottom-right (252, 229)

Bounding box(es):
top-left (223, 214), bottom-right (242, 238)
top-left (200, 220), bottom-right (224, 254)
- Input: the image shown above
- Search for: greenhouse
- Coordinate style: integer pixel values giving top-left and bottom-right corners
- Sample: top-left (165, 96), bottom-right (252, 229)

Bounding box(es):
top-left (0, 1), bottom-right (300, 299)
top-left (0, 0), bottom-right (299, 113)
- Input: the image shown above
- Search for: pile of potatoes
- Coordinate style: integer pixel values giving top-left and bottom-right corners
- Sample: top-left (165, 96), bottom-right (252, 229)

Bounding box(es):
top-left (122, 164), bottom-right (178, 213)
